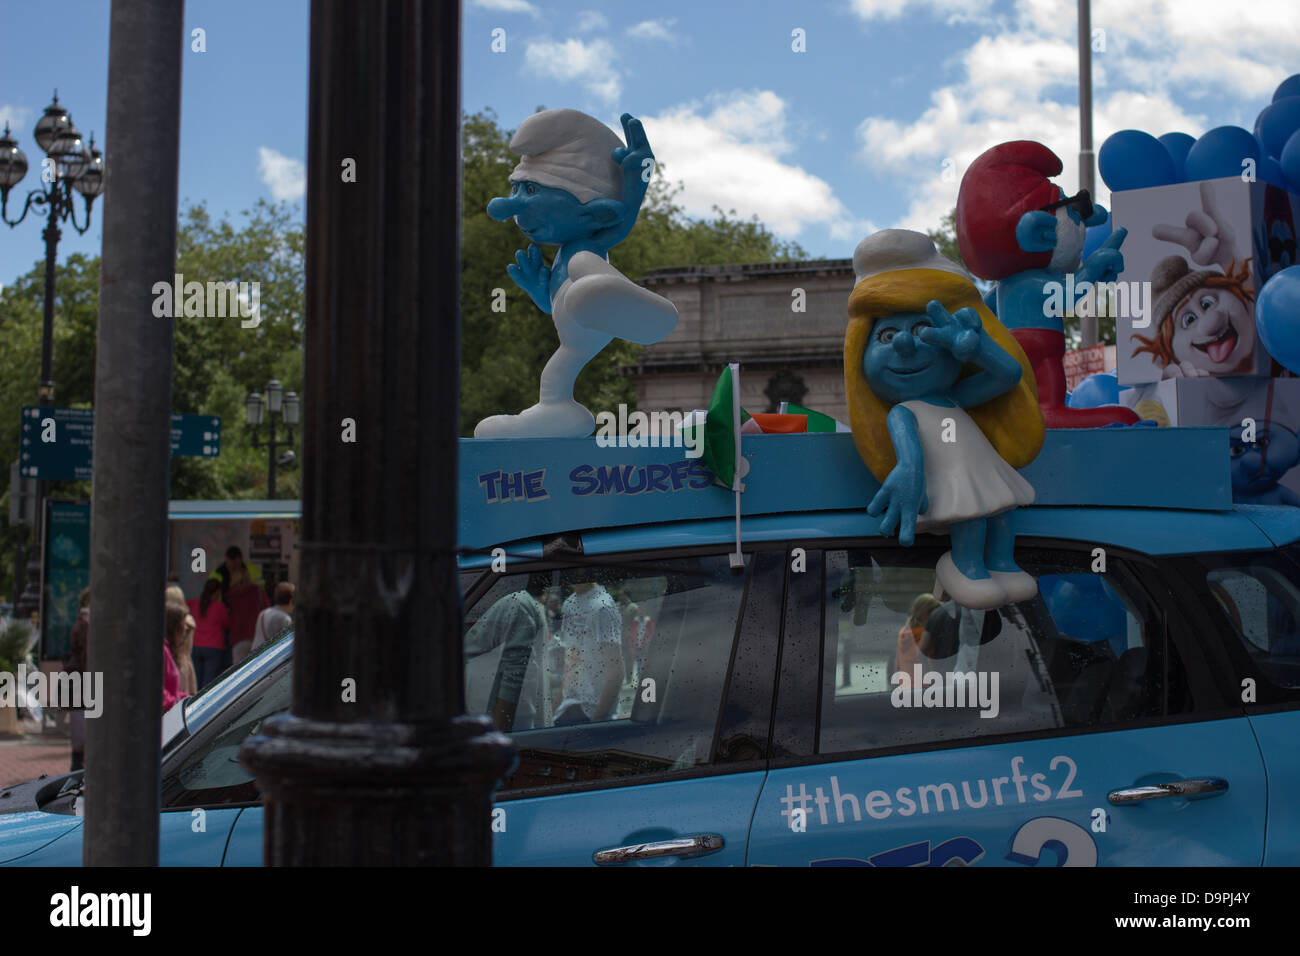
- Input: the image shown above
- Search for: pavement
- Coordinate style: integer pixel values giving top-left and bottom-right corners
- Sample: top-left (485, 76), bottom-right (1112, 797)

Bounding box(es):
top-left (0, 715), bottom-right (72, 788)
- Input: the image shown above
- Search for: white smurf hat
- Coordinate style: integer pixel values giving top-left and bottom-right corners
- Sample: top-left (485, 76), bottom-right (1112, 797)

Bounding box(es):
top-left (508, 108), bottom-right (624, 204)
top-left (852, 228), bottom-right (974, 284)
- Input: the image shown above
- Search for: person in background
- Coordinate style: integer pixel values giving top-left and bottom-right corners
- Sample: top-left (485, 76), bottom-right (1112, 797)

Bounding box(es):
top-left (163, 602), bottom-right (190, 714)
top-left (210, 545), bottom-right (263, 603)
top-left (167, 607), bottom-right (198, 697)
top-left (193, 577), bottom-right (231, 690)
top-left (227, 564), bottom-right (269, 665)
top-left (554, 572), bottom-right (623, 725)
top-left (66, 588), bottom-right (90, 772)
top-left (464, 575), bottom-right (549, 732)
top-left (894, 594), bottom-right (941, 689)
top-left (251, 582), bottom-right (294, 654)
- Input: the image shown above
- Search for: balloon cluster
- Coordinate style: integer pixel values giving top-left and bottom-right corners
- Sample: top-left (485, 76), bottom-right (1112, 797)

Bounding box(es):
top-left (1099, 74), bottom-right (1300, 193)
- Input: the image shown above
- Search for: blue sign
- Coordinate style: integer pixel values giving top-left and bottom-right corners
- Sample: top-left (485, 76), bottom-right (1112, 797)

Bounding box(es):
top-left (458, 427), bottom-right (1232, 551)
top-left (19, 407), bottom-right (221, 480)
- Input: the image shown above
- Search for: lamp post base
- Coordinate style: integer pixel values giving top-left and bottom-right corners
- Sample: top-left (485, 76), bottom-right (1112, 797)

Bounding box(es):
top-left (241, 713), bottom-right (516, 866)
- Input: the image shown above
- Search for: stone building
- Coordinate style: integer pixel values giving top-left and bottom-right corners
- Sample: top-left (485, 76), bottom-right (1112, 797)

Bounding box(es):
top-left (626, 258), bottom-right (855, 424)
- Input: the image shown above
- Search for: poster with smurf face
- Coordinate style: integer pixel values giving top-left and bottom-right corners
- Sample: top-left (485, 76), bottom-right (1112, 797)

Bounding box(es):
top-left (1120, 376), bottom-right (1300, 505)
top-left (1111, 177), bottom-right (1286, 386)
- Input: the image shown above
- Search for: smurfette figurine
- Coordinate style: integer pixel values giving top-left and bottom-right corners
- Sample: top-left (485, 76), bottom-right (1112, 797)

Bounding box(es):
top-left (845, 230), bottom-right (1046, 610)
top-left (475, 109), bottom-right (679, 439)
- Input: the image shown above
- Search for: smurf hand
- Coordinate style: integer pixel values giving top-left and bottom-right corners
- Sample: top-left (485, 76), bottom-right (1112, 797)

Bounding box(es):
top-left (611, 113), bottom-right (655, 190)
top-left (1082, 228), bottom-right (1126, 284)
top-left (506, 243), bottom-right (552, 313)
top-left (868, 464), bottom-right (928, 547)
top-left (918, 300), bottom-right (981, 361)
top-left (1153, 181), bottom-right (1238, 272)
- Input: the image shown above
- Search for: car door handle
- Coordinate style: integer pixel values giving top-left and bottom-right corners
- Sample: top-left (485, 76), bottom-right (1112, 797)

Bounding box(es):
top-left (593, 834), bottom-right (724, 865)
top-left (1108, 777), bottom-right (1229, 804)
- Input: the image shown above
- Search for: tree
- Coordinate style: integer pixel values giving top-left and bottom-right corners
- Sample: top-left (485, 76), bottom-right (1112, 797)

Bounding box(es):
top-left (0, 201), bottom-right (305, 599)
top-left (459, 109), bottom-right (807, 436)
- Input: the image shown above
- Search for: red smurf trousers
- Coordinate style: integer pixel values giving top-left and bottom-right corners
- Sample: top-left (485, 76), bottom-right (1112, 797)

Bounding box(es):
top-left (1012, 328), bottom-right (1140, 428)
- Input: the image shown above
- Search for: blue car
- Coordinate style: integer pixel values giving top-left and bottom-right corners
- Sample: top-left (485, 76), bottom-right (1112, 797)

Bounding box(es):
top-left (3, 427), bottom-right (1299, 865)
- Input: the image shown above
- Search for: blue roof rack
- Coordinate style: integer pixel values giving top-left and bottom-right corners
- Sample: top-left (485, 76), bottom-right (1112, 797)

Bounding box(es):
top-left (459, 427), bottom-right (1232, 551)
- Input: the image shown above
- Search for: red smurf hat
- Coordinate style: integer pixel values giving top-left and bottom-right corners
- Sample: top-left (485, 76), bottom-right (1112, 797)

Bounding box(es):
top-left (956, 141), bottom-right (1063, 281)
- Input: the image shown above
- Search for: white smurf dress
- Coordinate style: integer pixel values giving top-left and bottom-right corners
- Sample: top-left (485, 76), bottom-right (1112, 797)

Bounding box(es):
top-left (901, 399), bottom-right (1035, 532)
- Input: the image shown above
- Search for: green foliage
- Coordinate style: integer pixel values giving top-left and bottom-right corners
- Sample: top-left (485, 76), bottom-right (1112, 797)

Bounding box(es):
top-left (926, 209), bottom-right (964, 268)
top-left (459, 109), bottom-right (808, 436)
top-left (0, 621), bottom-right (32, 674)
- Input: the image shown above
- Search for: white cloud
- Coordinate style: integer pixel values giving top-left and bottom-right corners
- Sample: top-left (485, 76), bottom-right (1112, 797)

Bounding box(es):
top-left (0, 105), bottom-right (31, 137)
top-left (641, 90), bottom-right (874, 242)
top-left (849, 0), bottom-right (997, 25)
top-left (626, 18), bottom-right (678, 42)
top-left (469, 0), bottom-right (538, 15)
top-left (851, 0), bottom-right (1299, 234)
top-left (574, 10), bottom-right (608, 33)
top-left (258, 147), bottom-right (305, 202)
top-left (523, 37), bottom-right (621, 103)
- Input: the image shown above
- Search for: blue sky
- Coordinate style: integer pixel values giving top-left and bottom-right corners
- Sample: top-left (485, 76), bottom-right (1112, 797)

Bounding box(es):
top-left (2, 0), bottom-right (1298, 288)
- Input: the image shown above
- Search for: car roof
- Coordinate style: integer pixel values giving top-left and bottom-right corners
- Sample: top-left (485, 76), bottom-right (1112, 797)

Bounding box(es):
top-left (459, 426), bottom-right (1294, 563)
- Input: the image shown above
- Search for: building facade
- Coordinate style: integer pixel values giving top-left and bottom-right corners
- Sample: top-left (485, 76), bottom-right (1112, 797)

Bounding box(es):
top-left (628, 259), bottom-right (855, 424)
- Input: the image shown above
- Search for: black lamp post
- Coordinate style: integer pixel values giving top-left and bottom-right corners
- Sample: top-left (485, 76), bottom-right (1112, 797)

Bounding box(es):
top-left (0, 92), bottom-right (106, 620)
top-left (246, 379), bottom-right (299, 500)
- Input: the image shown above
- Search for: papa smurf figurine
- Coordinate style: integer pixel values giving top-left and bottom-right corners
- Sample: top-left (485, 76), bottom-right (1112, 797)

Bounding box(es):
top-left (956, 141), bottom-right (1140, 428)
top-left (845, 230), bottom-right (1046, 610)
top-left (475, 109), bottom-right (679, 439)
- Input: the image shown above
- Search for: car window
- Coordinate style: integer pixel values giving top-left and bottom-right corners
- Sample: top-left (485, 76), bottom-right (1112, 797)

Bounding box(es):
top-left (161, 661), bottom-right (292, 809)
top-left (463, 553), bottom-right (746, 792)
top-left (818, 547), bottom-right (1180, 756)
top-left (1183, 548), bottom-right (1300, 691)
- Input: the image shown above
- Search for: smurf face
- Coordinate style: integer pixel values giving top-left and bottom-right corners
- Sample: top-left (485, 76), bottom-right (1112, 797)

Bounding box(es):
top-left (1230, 422), bottom-right (1300, 495)
top-left (1170, 285), bottom-right (1255, 373)
top-left (486, 180), bottom-right (594, 245)
top-left (861, 311), bottom-right (962, 405)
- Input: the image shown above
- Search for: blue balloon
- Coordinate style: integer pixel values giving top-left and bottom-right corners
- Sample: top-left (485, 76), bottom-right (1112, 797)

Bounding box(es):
top-left (1282, 129), bottom-right (1300, 193)
top-left (1185, 126), bottom-right (1261, 182)
top-left (1276, 74), bottom-right (1300, 102)
top-left (1257, 265), bottom-right (1300, 375)
top-left (1067, 371), bottom-right (1121, 409)
top-left (1258, 97), bottom-right (1300, 159)
top-left (1157, 132), bottom-right (1195, 182)
top-left (1080, 217), bottom-right (1112, 261)
top-left (1261, 153), bottom-right (1288, 188)
top-left (1098, 130), bottom-right (1176, 191)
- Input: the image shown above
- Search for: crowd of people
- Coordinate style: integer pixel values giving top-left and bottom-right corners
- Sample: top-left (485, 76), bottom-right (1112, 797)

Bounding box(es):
top-left (64, 544), bottom-right (296, 772)
top-left (466, 572), bottom-right (659, 733)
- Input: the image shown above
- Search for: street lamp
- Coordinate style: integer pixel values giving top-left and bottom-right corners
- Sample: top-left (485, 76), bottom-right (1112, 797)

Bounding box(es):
top-left (247, 380), bottom-right (298, 500)
top-left (1, 91), bottom-right (106, 620)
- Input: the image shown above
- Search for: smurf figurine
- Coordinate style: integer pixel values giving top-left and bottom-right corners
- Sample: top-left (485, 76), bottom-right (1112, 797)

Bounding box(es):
top-left (845, 230), bottom-right (1046, 610)
top-left (956, 141), bottom-right (1139, 427)
top-left (476, 109), bottom-right (679, 439)
top-left (1229, 421), bottom-right (1300, 506)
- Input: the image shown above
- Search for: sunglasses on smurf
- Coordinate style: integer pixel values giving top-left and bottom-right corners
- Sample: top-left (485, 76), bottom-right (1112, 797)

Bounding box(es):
top-left (1040, 188), bottom-right (1094, 222)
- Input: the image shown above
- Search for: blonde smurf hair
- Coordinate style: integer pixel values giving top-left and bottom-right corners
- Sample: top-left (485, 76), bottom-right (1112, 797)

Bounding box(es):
top-left (844, 267), bottom-right (1045, 484)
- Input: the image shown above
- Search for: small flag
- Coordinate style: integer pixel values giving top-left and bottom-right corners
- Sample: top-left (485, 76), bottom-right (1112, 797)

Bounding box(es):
top-left (781, 402), bottom-right (849, 433)
top-left (699, 364), bottom-right (749, 491)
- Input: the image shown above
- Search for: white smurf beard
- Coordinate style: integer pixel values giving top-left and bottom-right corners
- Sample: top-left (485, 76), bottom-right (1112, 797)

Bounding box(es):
top-left (1048, 208), bottom-right (1086, 273)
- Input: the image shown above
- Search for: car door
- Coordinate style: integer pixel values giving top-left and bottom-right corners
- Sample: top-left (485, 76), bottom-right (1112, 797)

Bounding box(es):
top-left (477, 548), bottom-right (784, 866)
top-left (1172, 544), bottom-right (1300, 865)
top-left (748, 541), bottom-right (1268, 866)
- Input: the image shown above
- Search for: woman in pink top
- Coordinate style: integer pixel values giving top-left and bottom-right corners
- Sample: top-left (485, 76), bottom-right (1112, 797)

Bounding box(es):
top-left (226, 565), bottom-right (269, 665)
top-left (163, 603), bottom-right (190, 713)
top-left (193, 578), bottom-right (231, 691)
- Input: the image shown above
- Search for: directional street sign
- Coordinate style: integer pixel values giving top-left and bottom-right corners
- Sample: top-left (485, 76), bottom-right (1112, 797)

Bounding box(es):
top-left (171, 413), bottom-right (223, 458)
top-left (19, 406), bottom-right (222, 480)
